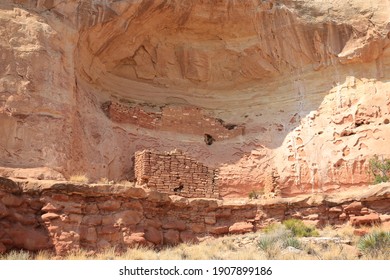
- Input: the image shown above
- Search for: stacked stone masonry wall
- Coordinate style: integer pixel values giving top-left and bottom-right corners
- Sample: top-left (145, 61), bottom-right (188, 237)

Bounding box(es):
top-left (103, 102), bottom-right (244, 140)
top-left (135, 150), bottom-right (219, 198)
top-left (102, 102), bottom-right (160, 129)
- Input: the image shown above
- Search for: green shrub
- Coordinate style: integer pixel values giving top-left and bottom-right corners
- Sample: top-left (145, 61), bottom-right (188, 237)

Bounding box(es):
top-left (282, 219), bottom-right (319, 237)
top-left (257, 225), bottom-right (303, 258)
top-left (248, 189), bottom-right (262, 199)
top-left (369, 155), bottom-right (390, 184)
top-left (258, 224), bottom-right (288, 250)
top-left (283, 237), bottom-right (302, 249)
top-left (358, 231), bottom-right (390, 258)
top-left (257, 236), bottom-right (277, 251)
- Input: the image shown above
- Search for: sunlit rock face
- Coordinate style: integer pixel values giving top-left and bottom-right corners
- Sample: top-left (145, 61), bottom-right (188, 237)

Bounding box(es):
top-left (1, 0), bottom-right (390, 197)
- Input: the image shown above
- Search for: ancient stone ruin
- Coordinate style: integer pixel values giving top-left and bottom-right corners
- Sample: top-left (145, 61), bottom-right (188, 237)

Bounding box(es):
top-left (102, 102), bottom-right (244, 142)
top-left (135, 150), bottom-right (219, 198)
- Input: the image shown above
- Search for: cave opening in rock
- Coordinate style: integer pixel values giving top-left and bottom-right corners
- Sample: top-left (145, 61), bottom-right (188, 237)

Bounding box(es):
top-left (224, 124), bottom-right (237, 130)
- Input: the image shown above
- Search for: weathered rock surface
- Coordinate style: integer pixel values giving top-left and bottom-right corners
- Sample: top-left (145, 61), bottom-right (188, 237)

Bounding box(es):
top-left (0, 1), bottom-right (389, 197)
top-left (0, 177), bottom-right (389, 255)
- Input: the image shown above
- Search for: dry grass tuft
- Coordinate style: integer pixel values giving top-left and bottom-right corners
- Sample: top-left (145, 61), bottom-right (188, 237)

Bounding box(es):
top-left (118, 246), bottom-right (158, 260)
top-left (69, 174), bottom-right (89, 183)
top-left (118, 180), bottom-right (135, 187)
top-left (2, 224), bottom-right (389, 260)
top-left (0, 250), bottom-right (31, 260)
top-left (97, 177), bottom-right (110, 184)
top-left (34, 250), bottom-right (55, 260)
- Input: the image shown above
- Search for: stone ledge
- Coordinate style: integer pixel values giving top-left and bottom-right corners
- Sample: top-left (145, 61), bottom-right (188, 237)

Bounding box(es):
top-left (1, 177), bottom-right (389, 207)
top-left (1, 177), bottom-right (389, 255)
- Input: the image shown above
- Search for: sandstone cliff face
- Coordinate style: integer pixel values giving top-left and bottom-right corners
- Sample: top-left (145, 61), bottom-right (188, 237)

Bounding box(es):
top-left (1, 177), bottom-right (389, 254)
top-left (1, 0), bottom-right (390, 197)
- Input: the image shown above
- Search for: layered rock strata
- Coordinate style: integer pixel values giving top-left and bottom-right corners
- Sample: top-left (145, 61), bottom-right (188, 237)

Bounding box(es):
top-left (1, 177), bottom-right (389, 255)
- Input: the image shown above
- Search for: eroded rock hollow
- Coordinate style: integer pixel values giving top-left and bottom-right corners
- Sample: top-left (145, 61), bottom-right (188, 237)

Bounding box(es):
top-left (1, 0), bottom-right (390, 198)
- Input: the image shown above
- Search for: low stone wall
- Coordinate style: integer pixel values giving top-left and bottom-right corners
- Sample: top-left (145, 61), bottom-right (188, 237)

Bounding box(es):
top-left (0, 177), bottom-right (389, 255)
top-left (135, 150), bottom-right (219, 198)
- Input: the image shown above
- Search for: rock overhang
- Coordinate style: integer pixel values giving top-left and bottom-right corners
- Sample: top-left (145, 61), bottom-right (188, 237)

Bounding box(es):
top-left (1, 0), bottom-right (390, 195)
top-left (73, 0), bottom-right (389, 112)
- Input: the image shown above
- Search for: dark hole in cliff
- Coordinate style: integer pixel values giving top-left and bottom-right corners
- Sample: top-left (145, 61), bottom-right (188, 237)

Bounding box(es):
top-left (101, 101), bottom-right (111, 115)
top-left (216, 118), bottom-right (238, 130)
top-left (355, 120), bottom-right (370, 127)
top-left (334, 159), bottom-right (344, 168)
top-left (204, 134), bottom-right (215, 145)
top-left (174, 183), bottom-right (184, 193)
top-left (216, 118), bottom-right (224, 125)
top-left (141, 178), bottom-right (149, 184)
top-left (224, 124), bottom-right (237, 130)
top-left (384, 119), bottom-right (389, 125)
top-left (317, 131), bottom-right (323, 135)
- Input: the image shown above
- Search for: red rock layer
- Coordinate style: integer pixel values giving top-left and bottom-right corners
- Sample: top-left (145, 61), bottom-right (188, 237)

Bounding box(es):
top-left (0, 0), bottom-right (390, 197)
top-left (0, 177), bottom-right (389, 255)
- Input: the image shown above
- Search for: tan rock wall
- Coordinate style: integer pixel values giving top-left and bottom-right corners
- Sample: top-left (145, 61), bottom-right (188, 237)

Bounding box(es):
top-left (135, 150), bottom-right (219, 198)
top-left (0, 0), bottom-right (390, 196)
top-left (1, 177), bottom-right (389, 255)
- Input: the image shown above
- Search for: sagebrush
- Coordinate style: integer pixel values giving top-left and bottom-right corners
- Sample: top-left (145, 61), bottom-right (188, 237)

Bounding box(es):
top-left (282, 219), bottom-right (319, 237)
top-left (358, 230), bottom-right (390, 258)
top-left (369, 155), bottom-right (390, 184)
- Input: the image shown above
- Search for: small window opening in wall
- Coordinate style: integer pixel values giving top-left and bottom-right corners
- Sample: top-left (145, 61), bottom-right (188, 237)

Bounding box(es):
top-left (141, 178), bottom-right (149, 184)
top-left (204, 134), bottom-right (215, 145)
top-left (174, 183), bottom-right (184, 193)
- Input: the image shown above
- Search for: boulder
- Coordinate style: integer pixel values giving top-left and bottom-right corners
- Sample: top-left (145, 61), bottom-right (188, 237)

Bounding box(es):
top-left (1, 194), bottom-right (24, 207)
top-left (144, 227), bottom-right (163, 245)
top-left (229, 222), bottom-right (254, 234)
top-left (162, 220), bottom-right (187, 231)
top-left (8, 227), bottom-right (51, 251)
top-left (180, 231), bottom-right (199, 244)
top-left (124, 233), bottom-right (147, 246)
top-left (350, 213), bottom-right (380, 227)
top-left (344, 201), bottom-right (363, 212)
top-left (114, 210), bottom-right (143, 226)
top-left (163, 229), bottom-right (180, 245)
